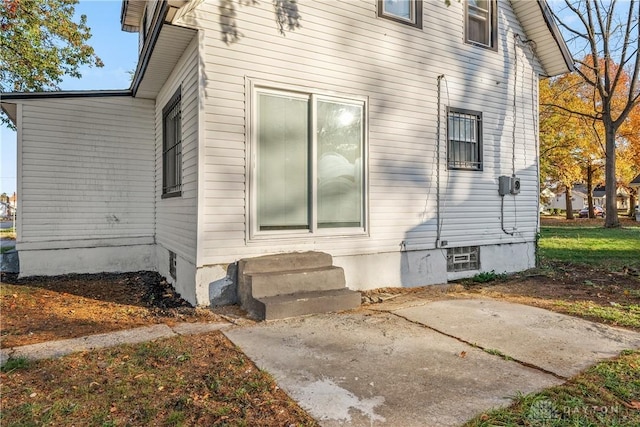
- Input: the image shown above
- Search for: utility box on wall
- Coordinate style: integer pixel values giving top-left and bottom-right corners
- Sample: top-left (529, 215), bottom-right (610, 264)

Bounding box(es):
top-left (510, 176), bottom-right (521, 195)
top-left (499, 176), bottom-right (521, 196)
top-left (498, 176), bottom-right (511, 196)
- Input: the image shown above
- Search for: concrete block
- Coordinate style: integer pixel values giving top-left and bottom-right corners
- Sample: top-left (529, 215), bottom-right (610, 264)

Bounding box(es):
top-left (257, 289), bottom-right (362, 320)
top-left (248, 266), bottom-right (346, 298)
top-left (239, 251), bottom-right (333, 275)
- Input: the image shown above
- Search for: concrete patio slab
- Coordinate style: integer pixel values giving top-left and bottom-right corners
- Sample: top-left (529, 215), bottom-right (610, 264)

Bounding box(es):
top-left (224, 310), bottom-right (563, 426)
top-left (395, 299), bottom-right (640, 378)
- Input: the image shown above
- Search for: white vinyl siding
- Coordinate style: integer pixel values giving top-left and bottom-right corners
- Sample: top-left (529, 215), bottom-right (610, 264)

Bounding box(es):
top-left (155, 37), bottom-right (199, 264)
top-left (16, 97), bottom-right (155, 244)
top-left (178, 0), bottom-right (542, 264)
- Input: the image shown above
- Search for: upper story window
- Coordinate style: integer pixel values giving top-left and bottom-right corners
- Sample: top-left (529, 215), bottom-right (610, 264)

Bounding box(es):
top-left (378, 0), bottom-right (422, 28)
top-left (162, 88), bottom-right (182, 197)
top-left (447, 107), bottom-right (483, 171)
top-left (465, 0), bottom-right (497, 49)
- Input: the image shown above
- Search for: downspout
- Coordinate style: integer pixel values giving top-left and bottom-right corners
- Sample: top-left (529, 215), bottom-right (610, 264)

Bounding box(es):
top-left (435, 74), bottom-right (445, 247)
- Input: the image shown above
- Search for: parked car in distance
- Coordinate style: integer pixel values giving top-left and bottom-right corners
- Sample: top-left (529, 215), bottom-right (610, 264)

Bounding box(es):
top-left (578, 206), bottom-right (605, 218)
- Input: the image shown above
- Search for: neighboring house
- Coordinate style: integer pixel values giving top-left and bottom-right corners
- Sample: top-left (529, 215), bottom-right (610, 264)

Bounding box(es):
top-left (539, 187), bottom-right (555, 213)
top-left (546, 186), bottom-right (588, 212)
top-left (594, 185), bottom-right (630, 210)
top-left (593, 185), bottom-right (606, 208)
top-left (0, 192), bottom-right (16, 219)
top-left (0, 0), bottom-right (572, 307)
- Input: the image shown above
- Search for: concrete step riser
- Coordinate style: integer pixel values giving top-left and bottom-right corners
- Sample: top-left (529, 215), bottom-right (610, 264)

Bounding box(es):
top-left (258, 290), bottom-right (362, 320)
top-left (247, 266), bottom-right (346, 298)
top-left (239, 251), bottom-right (333, 275)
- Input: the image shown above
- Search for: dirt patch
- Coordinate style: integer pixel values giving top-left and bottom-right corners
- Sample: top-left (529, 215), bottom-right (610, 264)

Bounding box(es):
top-left (541, 215), bottom-right (640, 227)
top-left (0, 271), bottom-right (226, 348)
top-left (458, 262), bottom-right (640, 328)
top-left (362, 261), bottom-right (640, 330)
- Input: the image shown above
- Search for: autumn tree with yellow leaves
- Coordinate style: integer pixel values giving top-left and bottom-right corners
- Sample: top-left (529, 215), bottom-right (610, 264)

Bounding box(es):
top-left (549, 0), bottom-right (640, 227)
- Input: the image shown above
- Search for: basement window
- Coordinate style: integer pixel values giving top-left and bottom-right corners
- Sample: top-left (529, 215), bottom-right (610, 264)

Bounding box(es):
top-left (169, 250), bottom-right (177, 280)
top-left (447, 246), bottom-right (480, 272)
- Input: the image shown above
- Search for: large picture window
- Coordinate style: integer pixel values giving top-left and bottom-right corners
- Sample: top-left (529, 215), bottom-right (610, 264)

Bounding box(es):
top-left (378, 0), bottom-right (422, 28)
top-left (253, 87), bottom-right (366, 236)
top-left (447, 107), bottom-right (482, 170)
top-left (162, 88), bottom-right (182, 197)
top-left (465, 0), bottom-right (497, 49)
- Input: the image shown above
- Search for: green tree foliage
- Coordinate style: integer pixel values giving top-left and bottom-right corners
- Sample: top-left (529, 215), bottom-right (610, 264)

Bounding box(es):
top-left (0, 0), bottom-right (103, 93)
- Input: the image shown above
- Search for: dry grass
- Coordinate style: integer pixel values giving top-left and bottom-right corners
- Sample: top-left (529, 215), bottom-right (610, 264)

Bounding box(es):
top-left (1, 333), bottom-right (318, 426)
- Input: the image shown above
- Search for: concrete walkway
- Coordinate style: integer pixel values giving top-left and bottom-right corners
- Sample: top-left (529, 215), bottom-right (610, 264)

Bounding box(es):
top-left (224, 299), bottom-right (640, 426)
top-left (0, 322), bottom-right (230, 365)
top-left (2, 298), bottom-right (640, 426)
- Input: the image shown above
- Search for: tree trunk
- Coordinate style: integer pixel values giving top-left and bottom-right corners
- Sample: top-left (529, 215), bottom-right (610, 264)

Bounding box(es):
top-left (629, 190), bottom-right (637, 218)
top-left (586, 164), bottom-right (594, 218)
top-left (565, 185), bottom-right (574, 220)
top-left (604, 125), bottom-right (619, 227)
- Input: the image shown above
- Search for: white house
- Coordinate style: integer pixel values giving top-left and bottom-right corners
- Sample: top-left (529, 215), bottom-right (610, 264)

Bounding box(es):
top-left (1, 0), bottom-right (572, 311)
top-left (546, 185), bottom-right (588, 212)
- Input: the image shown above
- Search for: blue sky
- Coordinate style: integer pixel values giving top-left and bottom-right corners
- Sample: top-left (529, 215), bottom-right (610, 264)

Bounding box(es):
top-left (0, 0), bottom-right (138, 195)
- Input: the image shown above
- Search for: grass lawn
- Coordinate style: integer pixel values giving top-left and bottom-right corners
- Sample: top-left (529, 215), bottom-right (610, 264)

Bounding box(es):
top-left (539, 225), bottom-right (640, 270)
top-left (464, 350), bottom-right (640, 426)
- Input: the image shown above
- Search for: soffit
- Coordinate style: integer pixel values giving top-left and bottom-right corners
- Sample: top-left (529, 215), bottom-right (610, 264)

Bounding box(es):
top-left (510, 0), bottom-right (574, 76)
top-left (121, 0), bottom-right (147, 32)
top-left (134, 24), bottom-right (197, 99)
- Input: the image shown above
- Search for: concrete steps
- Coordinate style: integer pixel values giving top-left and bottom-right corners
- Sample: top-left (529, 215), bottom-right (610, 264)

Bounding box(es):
top-left (238, 251), bottom-right (361, 320)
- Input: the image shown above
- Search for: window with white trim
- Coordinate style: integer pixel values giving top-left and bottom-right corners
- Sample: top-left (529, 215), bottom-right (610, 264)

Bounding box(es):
top-left (378, 0), bottom-right (422, 28)
top-left (465, 0), bottom-right (497, 49)
top-left (447, 107), bottom-right (483, 170)
top-left (252, 86), bottom-right (366, 236)
top-left (162, 88), bottom-right (182, 197)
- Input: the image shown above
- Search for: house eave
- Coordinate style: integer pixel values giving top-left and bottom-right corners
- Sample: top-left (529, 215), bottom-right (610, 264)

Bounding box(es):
top-left (0, 90), bottom-right (132, 100)
top-left (130, 5), bottom-right (197, 99)
top-left (1, 90), bottom-right (132, 126)
top-left (121, 0), bottom-right (189, 32)
top-left (510, 0), bottom-right (575, 77)
top-left (120, 0), bottom-right (146, 32)
top-left (537, 0), bottom-right (575, 74)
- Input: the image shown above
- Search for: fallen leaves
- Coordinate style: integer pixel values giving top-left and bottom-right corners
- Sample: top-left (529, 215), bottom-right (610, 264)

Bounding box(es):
top-left (627, 401), bottom-right (640, 410)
